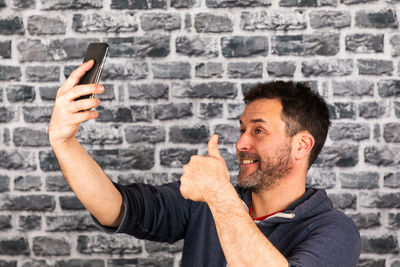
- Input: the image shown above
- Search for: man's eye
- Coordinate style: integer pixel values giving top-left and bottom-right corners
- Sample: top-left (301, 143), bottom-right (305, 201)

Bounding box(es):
top-left (255, 129), bottom-right (263, 134)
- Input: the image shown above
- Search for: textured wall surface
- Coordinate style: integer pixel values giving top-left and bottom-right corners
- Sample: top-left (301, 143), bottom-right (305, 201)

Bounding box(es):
top-left (0, 0), bottom-right (400, 266)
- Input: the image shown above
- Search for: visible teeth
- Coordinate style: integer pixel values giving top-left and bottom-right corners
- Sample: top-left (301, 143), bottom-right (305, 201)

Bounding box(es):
top-left (242, 160), bottom-right (256, 164)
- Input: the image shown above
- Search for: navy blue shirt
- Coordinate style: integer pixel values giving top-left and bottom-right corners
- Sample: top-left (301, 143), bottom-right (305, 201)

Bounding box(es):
top-left (93, 182), bottom-right (361, 267)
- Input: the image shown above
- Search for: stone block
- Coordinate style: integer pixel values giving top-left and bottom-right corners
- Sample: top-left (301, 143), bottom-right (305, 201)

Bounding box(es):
top-left (328, 193), bottom-right (357, 210)
top-left (358, 59), bottom-right (393, 75)
top-left (0, 175), bottom-right (9, 192)
top-left (118, 173), bottom-right (171, 186)
top-left (332, 80), bottom-right (374, 98)
top-left (33, 236), bottom-right (70, 256)
top-left (59, 196), bottom-right (85, 210)
top-left (39, 150), bottom-right (60, 171)
top-left (347, 213), bottom-right (381, 229)
top-left (227, 62), bottom-right (262, 78)
top-left (140, 13), bottom-right (181, 31)
top-left (73, 12), bottom-right (138, 33)
top-left (377, 79), bottom-right (400, 97)
top-left (279, 0), bottom-right (317, 6)
top-left (154, 103), bottom-right (193, 120)
top-left (240, 10), bottom-right (305, 31)
top-left (194, 13), bottom-right (233, 33)
top-left (46, 215), bottom-right (97, 232)
top-left (346, 34), bottom-right (384, 53)
top-left (214, 124), bottom-right (240, 144)
top-left (388, 213), bottom-right (400, 229)
top-left (302, 59), bottom-right (353, 77)
top-left (359, 102), bottom-right (388, 119)
top-left (12, 0), bottom-right (35, 8)
top-left (125, 126), bottom-right (165, 143)
top-left (227, 103), bottom-right (245, 120)
top-left (45, 176), bottom-right (71, 192)
top-left (96, 105), bottom-right (151, 123)
top-left (313, 145), bottom-right (358, 167)
top-left (199, 103), bottom-right (223, 119)
top-left (0, 65), bottom-right (21, 81)
top-left (169, 125), bottom-right (209, 144)
top-left (0, 107), bottom-right (17, 123)
top-left (384, 172), bottom-right (400, 188)
top-left (13, 127), bottom-right (49, 147)
top-left (329, 122), bottom-right (370, 141)
top-left (360, 191), bottom-right (400, 208)
top-left (14, 175), bottom-right (42, 191)
top-left (23, 106), bottom-right (53, 123)
top-left (195, 62), bottom-right (223, 78)
top-left (0, 215), bottom-right (11, 230)
top-left (0, 194), bottom-right (55, 211)
top-left (206, 0), bottom-right (270, 7)
top-left (77, 234), bottom-right (142, 254)
top-left (0, 41), bottom-right (11, 59)
top-left (27, 15), bottom-right (66, 35)
top-left (62, 38), bottom-right (99, 60)
top-left (25, 65), bottom-right (60, 82)
top-left (306, 170), bottom-right (336, 189)
top-left (361, 234), bottom-right (399, 254)
top-left (111, 0), bottom-right (167, 9)
top-left (172, 81), bottom-right (237, 99)
top-left (390, 34), bottom-right (400, 56)
top-left (0, 150), bottom-right (36, 171)
top-left (152, 62), bottom-right (191, 79)
top-left (176, 36), bottom-right (218, 57)
top-left (267, 61), bottom-right (296, 77)
top-left (38, 86), bottom-right (58, 101)
top-left (145, 239), bottom-right (183, 253)
top-left (128, 83), bottom-right (168, 100)
top-left (55, 260), bottom-right (105, 267)
top-left (107, 259), bottom-right (138, 267)
top-left (365, 146), bottom-right (400, 166)
top-left (0, 16), bottom-right (24, 35)
top-left (19, 215), bottom-right (41, 231)
top-left (172, 0), bottom-right (198, 8)
top-left (310, 10), bottom-right (351, 28)
top-left (137, 256), bottom-right (175, 266)
top-left (383, 123), bottom-right (400, 143)
top-left (395, 101), bottom-right (400, 118)
top-left (356, 9), bottom-right (398, 28)
top-left (0, 237), bottom-right (29, 255)
top-left (221, 36), bottom-right (268, 57)
top-left (16, 39), bottom-right (65, 62)
top-left (6, 85), bottom-right (35, 103)
top-left (339, 172), bottom-right (379, 189)
top-left (41, 0), bottom-right (102, 9)
top-left (77, 124), bottom-right (123, 145)
top-left (160, 148), bottom-right (198, 168)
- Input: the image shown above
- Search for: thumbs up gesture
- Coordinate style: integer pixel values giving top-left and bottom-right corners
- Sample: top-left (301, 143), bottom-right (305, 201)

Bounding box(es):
top-left (180, 135), bottom-right (231, 203)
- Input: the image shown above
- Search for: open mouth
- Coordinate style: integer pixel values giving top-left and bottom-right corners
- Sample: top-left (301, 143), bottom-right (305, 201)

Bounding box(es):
top-left (241, 159), bottom-right (259, 164)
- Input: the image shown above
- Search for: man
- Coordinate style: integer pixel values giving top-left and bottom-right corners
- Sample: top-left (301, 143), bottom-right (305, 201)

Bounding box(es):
top-left (49, 60), bottom-right (361, 266)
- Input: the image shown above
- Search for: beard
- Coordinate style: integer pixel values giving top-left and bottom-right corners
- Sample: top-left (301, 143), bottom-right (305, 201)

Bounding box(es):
top-left (237, 143), bottom-right (293, 193)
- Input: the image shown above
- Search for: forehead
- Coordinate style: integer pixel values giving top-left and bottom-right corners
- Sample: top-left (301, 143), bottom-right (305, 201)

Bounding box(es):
top-left (240, 98), bottom-right (283, 123)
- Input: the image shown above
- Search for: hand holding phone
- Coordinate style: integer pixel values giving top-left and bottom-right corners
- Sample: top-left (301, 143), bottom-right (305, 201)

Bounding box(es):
top-left (75, 43), bottom-right (109, 101)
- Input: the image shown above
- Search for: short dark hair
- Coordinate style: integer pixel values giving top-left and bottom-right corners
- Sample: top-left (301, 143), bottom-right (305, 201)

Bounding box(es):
top-left (243, 81), bottom-right (330, 168)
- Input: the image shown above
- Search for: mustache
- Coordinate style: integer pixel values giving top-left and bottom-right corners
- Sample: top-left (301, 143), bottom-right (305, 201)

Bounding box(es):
top-left (238, 151), bottom-right (260, 160)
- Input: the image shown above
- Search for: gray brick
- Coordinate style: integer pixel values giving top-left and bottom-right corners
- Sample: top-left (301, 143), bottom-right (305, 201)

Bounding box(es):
top-left (39, 86), bottom-right (60, 101)
top-left (355, 9), bottom-right (398, 28)
top-left (314, 145), bottom-right (358, 167)
top-left (27, 15), bottom-right (66, 35)
top-left (145, 239), bottom-right (183, 253)
top-left (383, 123), bottom-right (400, 143)
top-left (125, 126), bottom-right (165, 143)
top-left (310, 11), bottom-right (351, 29)
top-left (111, 0), bottom-right (167, 9)
top-left (279, 0), bottom-right (316, 6)
top-left (391, 260), bottom-right (400, 267)
top-left (17, 39), bottom-right (65, 62)
top-left (77, 124), bottom-right (123, 145)
top-left (40, 0), bottom-right (103, 9)
top-left (118, 173), bottom-right (171, 186)
top-left (384, 172), bottom-right (400, 188)
top-left (23, 106), bottom-right (53, 123)
top-left (328, 193), bottom-right (357, 210)
top-left (91, 146), bottom-right (155, 170)
top-left (137, 255), bottom-right (175, 266)
top-left (101, 61), bottom-right (148, 80)
top-left (140, 13), bottom-right (181, 31)
top-left (339, 172), bottom-right (379, 189)
top-left (176, 36), bottom-right (218, 57)
top-left (365, 146), bottom-right (400, 167)
top-left (342, 0), bottom-right (377, 3)
top-left (22, 260), bottom-right (50, 267)
top-left (347, 34), bottom-right (384, 54)
top-left (267, 61), bottom-right (296, 77)
top-left (273, 33), bottom-right (339, 56)
top-left (360, 192), bottom-right (400, 208)
top-left (0, 107), bottom-right (17, 123)
top-left (228, 62), bottom-right (262, 78)
top-left (19, 215), bottom-right (41, 231)
top-left (26, 66), bottom-right (60, 82)
top-left (13, 127), bottom-right (50, 147)
top-left (107, 259), bottom-right (138, 267)
top-left (361, 234), bottom-right (399, 254)
top-left (45, 175), bottom-right (71, 192)
top-left (106, 35), bottom-right (170, 58)
top-left (0, 0), bottom-right (4, 7)
top-left (359, 102), bottom-right (388, 119)
top-left (0, 195), bottom-right (55, 211)
top-left (358, 59), bottom-right (393, 75)
top-left (173, 80), bottom-right (237, 99)
top-left (77, 235), bottom-right (142, 254)
top-left (12, 0), bottom-right (35, 8)
top-left (390, 34), bottom-right (400, 56)
top-left (152, 62), bottom-right (191, 79)
top-left (221, 36), bottom-right (268, 58)
top-left (55, 259), bottom-right (105, 267)
top-left (388, 213), bottom-right (400, 229)
top-left (207, 0), bottom-right (270, 7)
top-left (332, 80), bottom-right (374, 98)
top-left (14, 175), bottom-right (41, 192)
top-left (240, 10), bottom-right (305, 31)
top-left (0, 150), bottom-right (36, 171)
top-left (348, 213), bottom-right (380, 229)
top-left (0, 215), bottom-right (11, 230)
top-left (59, 196), bottom-right (85, 210)
top-left (6, 85), bottom-right (35, 103)
top-left (73, 12), bottom-right (138, 33)
top-left (199, 103), bottom-right (223, 119)
top-left (0, 41), bottom-right (11, 59)
top-left (160, 148), bottom-right (198, 168)
top-left (214, 124), bottom-right (240, 144)
top-left (154, 103), bottom-right (193, 120)
top-left (172, 0), bottom-right (198, 8)
top-left (39, 150), bottom-right (60, 171)
top-left (0, 175), bottom-right (9, 192)
top-left (96, 105), bottom-right (151, 123)
top-left (62, 38), bottom-right (99, 60)
top-left (0, 16), bottom-right (24, 35)
top-left (395, 101), bottom-right (400, 118)
top-left (306, 170), bottom-right (336, 189)
top-left (0, 237), bottom-right (29, 255)
top-left (194, 13), bottom-right (233, 33)
top-left (169, 125), bottom-right (209, 144)
top-left (227, 103), bottom-right (245, 120)
top-left (329, 122), bottom-right (370, 141)
top-left (377, 79), bottom-right (400, 97)
top-left (33, 236), bottom-right (70, 256)
top-left (184, 13), bottom-right (192, 30)
top-left (302, 59), bottom-right (353, 77)
top-left (195, 62), bottom-right (223, 78)
top-left (0, 65), bottom-right (21, 81)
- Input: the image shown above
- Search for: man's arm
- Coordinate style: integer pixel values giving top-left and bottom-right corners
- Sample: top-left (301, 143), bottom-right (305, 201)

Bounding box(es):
top-left (180, 135), bottom-right (288, 267)
top-left (49, 60), bottom-right (124, 227)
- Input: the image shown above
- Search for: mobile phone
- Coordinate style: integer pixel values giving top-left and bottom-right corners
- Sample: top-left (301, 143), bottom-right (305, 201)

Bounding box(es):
top-left (75, 43), bottom-right (109, 101)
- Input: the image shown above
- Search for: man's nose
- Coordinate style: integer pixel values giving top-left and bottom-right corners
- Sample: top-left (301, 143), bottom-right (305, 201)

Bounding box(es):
top-left (236, 131), bottom-right (251, 151)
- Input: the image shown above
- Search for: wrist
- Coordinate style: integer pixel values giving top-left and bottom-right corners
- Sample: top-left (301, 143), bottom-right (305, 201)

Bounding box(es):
top-left (206, 182), bottom-right (238, 207)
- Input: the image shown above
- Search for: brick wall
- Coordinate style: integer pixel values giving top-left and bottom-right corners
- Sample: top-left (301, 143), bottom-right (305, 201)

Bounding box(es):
top-left (0, 0), bottom-right (399, 266)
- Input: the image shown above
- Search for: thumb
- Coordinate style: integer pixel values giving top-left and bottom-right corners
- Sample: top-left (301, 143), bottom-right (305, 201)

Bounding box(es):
top-left (208, 135), bottom-right (222, 159)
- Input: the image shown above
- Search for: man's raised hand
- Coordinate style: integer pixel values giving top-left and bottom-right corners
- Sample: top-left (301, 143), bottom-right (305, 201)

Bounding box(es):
top-left (180, 135), bottom-right (231, 203)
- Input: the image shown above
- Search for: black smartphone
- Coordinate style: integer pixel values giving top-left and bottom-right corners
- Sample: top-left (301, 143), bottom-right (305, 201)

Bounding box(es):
top-left (75, 43), bottom-right (109, 101)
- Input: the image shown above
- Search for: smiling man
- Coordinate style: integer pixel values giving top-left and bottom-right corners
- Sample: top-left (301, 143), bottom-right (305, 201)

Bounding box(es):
top-left (49, 62), bottom-right (360, 267)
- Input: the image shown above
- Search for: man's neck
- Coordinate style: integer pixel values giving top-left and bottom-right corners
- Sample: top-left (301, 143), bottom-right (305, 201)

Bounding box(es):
top-left (250, 172), bottom-right (307, 220)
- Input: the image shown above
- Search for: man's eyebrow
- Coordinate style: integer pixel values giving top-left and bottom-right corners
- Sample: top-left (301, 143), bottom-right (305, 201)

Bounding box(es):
top-left (239, 118), bottom-right (269, 125)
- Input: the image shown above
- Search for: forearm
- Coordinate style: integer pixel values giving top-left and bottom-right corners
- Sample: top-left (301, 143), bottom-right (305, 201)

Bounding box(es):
top-left (51, 138), bottom-right (123, 227)
top-left (207, 184), bottom-right (288, 267)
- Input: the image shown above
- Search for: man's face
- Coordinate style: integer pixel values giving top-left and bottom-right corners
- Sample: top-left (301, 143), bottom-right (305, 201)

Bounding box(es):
top-left (236, 98), bottom-right (294, 193)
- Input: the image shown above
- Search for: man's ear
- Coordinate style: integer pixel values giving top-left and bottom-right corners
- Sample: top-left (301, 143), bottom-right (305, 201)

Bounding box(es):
top-left (292, 131), bottom-right (314, 161)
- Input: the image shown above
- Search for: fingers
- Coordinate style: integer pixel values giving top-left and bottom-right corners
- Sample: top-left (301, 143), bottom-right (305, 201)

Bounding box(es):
top-left (61, 60), bottom-right (95, 92)
top-left (65, 84), bottom-right (104, 102)
top-left (71, 97), bottom-right (101, 113)
top-left (70, 109), bottom-right (99, 124)
top-left (208, 135), bottom-right (222, 159)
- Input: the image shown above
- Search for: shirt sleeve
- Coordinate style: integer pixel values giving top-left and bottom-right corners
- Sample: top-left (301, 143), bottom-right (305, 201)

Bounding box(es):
top-left (287, 212), bottom-right (361, 267)
top-left (91, 181), bottom-right (191, 243)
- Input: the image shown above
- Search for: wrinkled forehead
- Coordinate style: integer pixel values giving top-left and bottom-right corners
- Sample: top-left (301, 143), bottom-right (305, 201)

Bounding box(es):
top-left (240, 98), bottom-right (283, 123)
